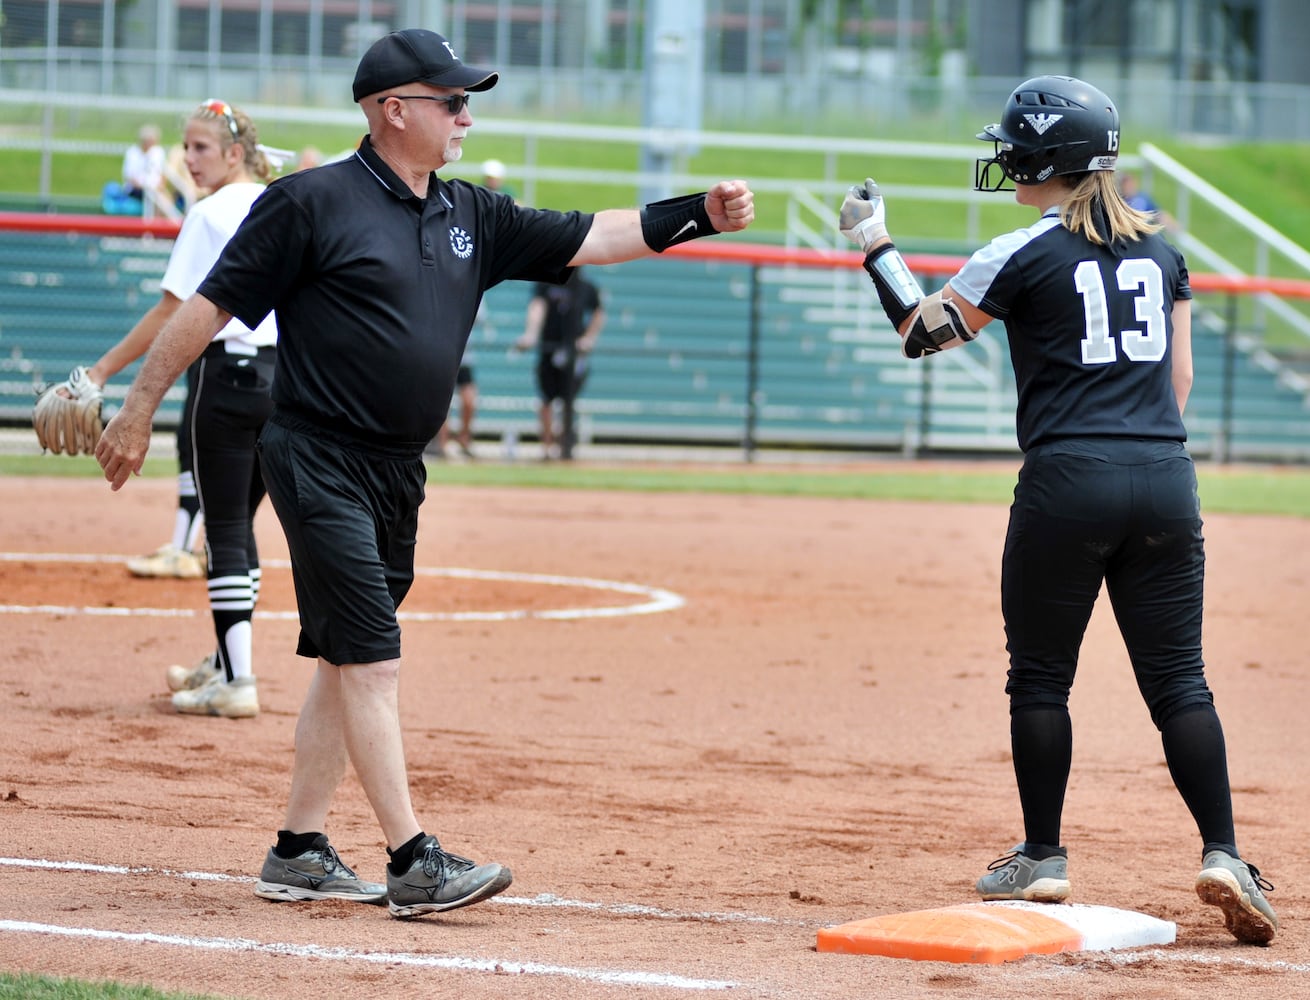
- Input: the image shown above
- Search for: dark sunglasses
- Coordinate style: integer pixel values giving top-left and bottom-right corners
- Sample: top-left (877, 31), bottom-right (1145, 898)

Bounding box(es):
top-left (379, 93), bottom-right (470, 115)
top-left (202, 98), bottom-right (240, 139)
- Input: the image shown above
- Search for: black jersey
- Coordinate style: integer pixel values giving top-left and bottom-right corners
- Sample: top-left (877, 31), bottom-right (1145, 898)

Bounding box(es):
top-left (951, 208), bottom-right (1192, 451)
top-left (198, 136), bottom-right (591, 448)
top-left (531, 270), bottom-right (602, 349)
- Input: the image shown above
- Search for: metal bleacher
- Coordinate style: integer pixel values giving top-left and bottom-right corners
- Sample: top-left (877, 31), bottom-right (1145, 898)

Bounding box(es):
top-left (0, 230), bottom-right (185, 422)
top-left (459, 250), bottom-right (1310, 461)
top-left (2, 225), bottom-right (1309, 462)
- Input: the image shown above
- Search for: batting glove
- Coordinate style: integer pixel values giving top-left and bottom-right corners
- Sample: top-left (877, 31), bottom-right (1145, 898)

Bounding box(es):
top-left (839, 178), bottom-right (888, 253)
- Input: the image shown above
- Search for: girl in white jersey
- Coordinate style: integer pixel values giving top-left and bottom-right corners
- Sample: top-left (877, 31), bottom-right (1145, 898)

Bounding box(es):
top-left (85, 100), bottom-right (278, 718)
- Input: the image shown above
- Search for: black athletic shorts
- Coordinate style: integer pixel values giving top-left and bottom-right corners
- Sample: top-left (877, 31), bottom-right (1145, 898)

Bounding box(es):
top-left (257, 413), bottom-right (427, 666)
top-left (536, 347), bottom-right (589, 402)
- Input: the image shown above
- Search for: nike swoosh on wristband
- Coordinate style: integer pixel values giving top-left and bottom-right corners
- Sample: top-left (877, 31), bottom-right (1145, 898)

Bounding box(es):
top-left (672, 219), bottom-right (697, 240)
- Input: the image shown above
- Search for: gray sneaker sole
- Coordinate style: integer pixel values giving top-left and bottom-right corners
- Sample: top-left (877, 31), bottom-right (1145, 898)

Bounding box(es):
top-left (388, 866), bottom-right (513, 919)
top-left (977, 876), bottom-right (1071, 902)
top-left (254, 879), bottom-right (387, 905)
top-left (1195, 868), bottom-right (1277, 945)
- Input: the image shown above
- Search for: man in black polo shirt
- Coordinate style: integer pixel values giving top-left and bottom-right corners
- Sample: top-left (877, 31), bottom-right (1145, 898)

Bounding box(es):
top-left (96, 27), bottom-right (755, 919)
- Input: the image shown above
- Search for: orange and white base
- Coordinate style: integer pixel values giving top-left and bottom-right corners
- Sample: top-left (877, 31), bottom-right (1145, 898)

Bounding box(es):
top-left (817, 901), bottom-right (1176, 964)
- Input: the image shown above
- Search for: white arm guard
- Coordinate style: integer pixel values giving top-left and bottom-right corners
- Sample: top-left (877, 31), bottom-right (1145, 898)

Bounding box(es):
top-left (901, 291), bottom-right (978, 359)
top-left (863, 243), bottom-right (925, 329)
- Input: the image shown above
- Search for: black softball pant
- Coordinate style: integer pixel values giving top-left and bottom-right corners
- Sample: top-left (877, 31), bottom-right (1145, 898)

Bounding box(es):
top-left (1001, 437), bottom-right (1215, 730)
top-left (177, 359), bottom-right (197, 484)
top-left (188, 343), bottom-right (276, 593)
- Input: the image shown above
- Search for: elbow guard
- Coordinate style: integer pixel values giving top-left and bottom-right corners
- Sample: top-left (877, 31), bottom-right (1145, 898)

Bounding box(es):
top-left (901, 290), bottom-right (977, 359)
top-left (863, 243), bottom-right (925, 329)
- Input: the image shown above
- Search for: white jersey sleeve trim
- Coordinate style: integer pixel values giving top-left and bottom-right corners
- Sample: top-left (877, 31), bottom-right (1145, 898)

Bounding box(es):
top-left (951, 213), bottom-right (1064, 311)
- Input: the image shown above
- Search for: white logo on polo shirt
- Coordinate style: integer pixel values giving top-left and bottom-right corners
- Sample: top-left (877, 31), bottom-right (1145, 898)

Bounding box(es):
top-left (449, 226), bottom-right (474, 259)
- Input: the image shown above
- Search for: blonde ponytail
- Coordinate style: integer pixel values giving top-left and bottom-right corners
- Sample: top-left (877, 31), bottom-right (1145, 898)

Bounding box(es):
top-left (1060, 172), bottom-right (1160, 246)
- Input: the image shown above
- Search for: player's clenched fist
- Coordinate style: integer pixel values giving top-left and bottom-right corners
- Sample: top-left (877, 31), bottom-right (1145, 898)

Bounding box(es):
top-left (705, 180), bottom-right (754, 234)
top-left (839, 177), bottom-right (888, 252)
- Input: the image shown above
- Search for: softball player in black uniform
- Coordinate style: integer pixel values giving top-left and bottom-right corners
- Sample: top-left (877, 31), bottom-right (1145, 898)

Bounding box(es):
top-left (840, 75), bottom-right (1276, 944)
top-left (96, 28), bottom-right (754, 916)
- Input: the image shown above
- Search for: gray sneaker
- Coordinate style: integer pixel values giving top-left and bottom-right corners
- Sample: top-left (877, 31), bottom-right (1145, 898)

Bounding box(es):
top-left (976, 844), bottom-right (1071, 902)
top-left (254, 835), bottom-right (386, 904)
top-left (1195, 850), bottom-right (1278, 944)
top-left (387, 836), bottom-right (512, 919)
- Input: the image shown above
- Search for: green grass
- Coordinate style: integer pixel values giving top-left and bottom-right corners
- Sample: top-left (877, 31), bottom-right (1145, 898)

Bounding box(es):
top-left (422, 460), bottom-right (1310, 518)
top-left (0, 455), bottom-right (166, 478)
top-left (3, 112), bottom-right (1310, 260)
top-left (0, 973), bottom-right (232, 1000)
top-left (7, 452), bottom-right (1309, 518)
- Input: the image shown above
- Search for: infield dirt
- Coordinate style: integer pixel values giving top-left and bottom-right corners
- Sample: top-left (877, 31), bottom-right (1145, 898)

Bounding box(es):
top-left (1, 471), bottom-right (1305, 999)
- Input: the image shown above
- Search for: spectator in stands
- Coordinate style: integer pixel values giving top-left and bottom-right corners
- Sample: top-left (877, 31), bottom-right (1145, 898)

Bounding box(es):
top-left (480, 158), bottom-right (518, 202)
top-left (121, 124), bottom-right (166, 208)
top-left (514, 266), bottom-right (607, 460)
top-left (296, 146), bottom-right (324, 171)
top-left (164, 141), bottom-right (203, 213)
top-left (1118, 172), bottom-right (1177, 232)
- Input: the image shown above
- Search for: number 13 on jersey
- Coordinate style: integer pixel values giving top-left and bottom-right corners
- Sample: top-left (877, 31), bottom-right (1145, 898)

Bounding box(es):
top-left (1075, 258), bottom-right (1168, 365)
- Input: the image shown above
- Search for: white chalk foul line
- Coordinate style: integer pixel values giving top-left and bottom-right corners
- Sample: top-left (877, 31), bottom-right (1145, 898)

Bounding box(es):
top-left (0, 857), bottom-right (798, 927)
top-left (0, 856), bottom-right (760, 992)
top-left (3, 858), bottom-right (1303, 985)
top-left (0, 553), bottom-right (685, 622)
top-left (0, 920), bottom-right (736, 991)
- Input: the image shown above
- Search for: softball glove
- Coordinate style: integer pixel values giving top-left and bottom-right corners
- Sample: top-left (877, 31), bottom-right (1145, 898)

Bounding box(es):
top-left (33, 366), bottom-right (104, 455)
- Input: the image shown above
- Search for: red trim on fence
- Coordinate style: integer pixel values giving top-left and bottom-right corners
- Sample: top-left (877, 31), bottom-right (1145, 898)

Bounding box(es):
top-left (0, 212), bottom-right (182, 239)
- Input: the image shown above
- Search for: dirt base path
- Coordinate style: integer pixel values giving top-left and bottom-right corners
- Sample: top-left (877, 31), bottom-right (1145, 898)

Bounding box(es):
top-left (1, 473), bottom-right (1305, 999)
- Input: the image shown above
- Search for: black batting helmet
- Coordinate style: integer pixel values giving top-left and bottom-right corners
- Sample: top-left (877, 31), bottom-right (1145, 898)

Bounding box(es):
top-left (975, 75), bottom-right (1120, 190)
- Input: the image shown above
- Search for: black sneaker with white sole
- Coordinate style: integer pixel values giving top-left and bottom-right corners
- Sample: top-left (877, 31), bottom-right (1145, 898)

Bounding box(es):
top-left (387, 835), bottom-right (512, 919)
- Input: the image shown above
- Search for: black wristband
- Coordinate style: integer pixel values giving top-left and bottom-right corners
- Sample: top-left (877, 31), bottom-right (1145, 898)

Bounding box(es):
top-left (863, 242), bottom-right (924, 329)
top-left (640, 192), bottom-right (717, 253)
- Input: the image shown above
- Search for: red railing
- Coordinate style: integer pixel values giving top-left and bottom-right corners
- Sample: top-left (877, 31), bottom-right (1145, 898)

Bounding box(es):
top-left (0, 211), bottom-right (183, 240)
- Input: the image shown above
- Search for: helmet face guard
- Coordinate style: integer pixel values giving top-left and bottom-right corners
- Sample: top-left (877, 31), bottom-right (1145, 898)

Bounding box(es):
top-left (974, 76), bottom-right (1120, 192)
top-left (975, 125), bottom-right (1016, 192)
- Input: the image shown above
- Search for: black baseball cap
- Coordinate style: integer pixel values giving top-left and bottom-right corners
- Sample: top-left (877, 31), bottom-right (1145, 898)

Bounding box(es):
top-left (352, 28), bottom-right (498, 103)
